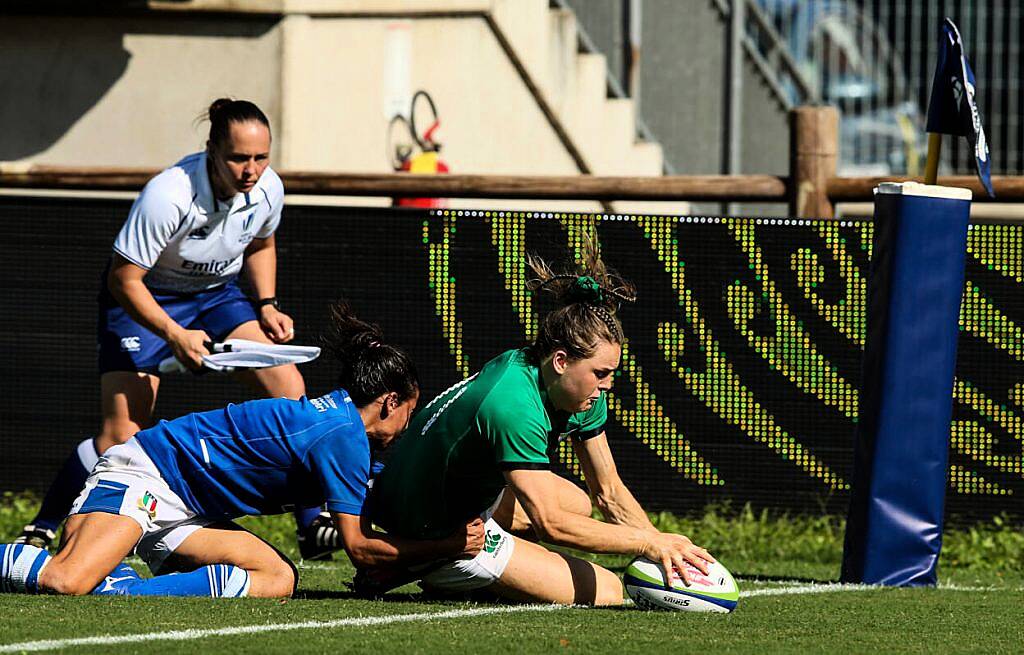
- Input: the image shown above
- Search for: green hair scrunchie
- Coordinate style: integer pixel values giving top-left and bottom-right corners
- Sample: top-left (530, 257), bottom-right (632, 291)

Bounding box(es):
top-left (570, 276), bottom-right (604, 304)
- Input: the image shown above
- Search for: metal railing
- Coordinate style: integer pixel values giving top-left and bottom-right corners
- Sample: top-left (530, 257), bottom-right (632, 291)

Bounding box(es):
top-left (549, 0), bottom-right (676, 174)
top-left (755, 0), bottom-right (1023, 177)
top-left (710, 0), bottom-right (819, 110)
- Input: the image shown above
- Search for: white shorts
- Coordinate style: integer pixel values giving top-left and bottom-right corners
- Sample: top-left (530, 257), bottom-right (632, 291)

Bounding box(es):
top-left (417, 492), bottom-right (516, 592)
top-left (68, 437), bottom-right (214, 574)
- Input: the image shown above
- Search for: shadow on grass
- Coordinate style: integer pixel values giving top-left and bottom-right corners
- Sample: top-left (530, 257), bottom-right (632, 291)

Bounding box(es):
top-left (295, 589), bottom-right (419, 602)
top-left (295, 589), bottom-right (516, 605)
top-left (296, 589), bottom-right (662, 612)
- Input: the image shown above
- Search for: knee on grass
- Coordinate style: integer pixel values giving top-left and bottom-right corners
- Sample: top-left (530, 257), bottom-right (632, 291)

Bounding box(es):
top-left (38, 563), bottom-right (101, 596)
top-left (250, 556), bottom-right (298, 598)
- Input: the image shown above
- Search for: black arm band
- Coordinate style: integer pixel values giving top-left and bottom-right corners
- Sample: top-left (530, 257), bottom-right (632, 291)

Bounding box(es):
top-left (257, 297), bottom-right (279, 309)
top-left (498, 461), bottom-right (551, 471)
top-left (572, 424), bottom-right (606, 441)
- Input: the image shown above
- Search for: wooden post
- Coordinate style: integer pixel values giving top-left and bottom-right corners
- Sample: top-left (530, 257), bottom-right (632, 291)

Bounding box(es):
top-left (790, 106), bottom-right (839, 218)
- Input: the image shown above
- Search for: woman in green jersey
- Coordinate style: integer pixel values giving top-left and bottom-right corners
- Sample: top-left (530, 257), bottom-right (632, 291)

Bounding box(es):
top-left (367, 238), bottom-right (714, 605)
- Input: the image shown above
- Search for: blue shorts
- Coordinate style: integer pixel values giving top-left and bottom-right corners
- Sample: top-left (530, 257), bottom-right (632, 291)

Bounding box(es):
top-left (97, 280), bottom-right (257, 374)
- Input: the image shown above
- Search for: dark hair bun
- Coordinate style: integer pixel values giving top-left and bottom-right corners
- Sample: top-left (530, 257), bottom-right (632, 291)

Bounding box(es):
top-left (208, 97), bottom-right (234, 122)
top-left (322, 299), bottom-right (419, 408)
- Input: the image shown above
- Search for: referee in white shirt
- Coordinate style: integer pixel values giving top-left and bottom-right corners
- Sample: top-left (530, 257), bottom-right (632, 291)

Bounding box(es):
top-left (17, 99), bottom-right (335, 557)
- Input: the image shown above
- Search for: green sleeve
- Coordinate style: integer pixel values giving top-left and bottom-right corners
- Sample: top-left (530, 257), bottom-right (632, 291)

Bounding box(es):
top-left (477, 394), bottom-right (551, 469)
top-left (567, 391), bottom-right (608, 440)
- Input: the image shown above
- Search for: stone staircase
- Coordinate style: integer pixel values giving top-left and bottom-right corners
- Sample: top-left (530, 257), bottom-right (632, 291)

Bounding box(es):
top-left (491, 0), bottom-right (663, 177)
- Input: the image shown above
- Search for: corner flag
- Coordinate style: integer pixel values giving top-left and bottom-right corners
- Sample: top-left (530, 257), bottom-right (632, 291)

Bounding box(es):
top-left (925, 18), bottom-right (994, 197)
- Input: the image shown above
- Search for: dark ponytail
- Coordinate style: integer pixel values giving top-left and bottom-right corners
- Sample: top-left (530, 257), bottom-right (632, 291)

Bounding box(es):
top-left (206, 97), bottom-right (271, 152)
top-left (526, 234), bottom-right (636, 363)
top-left (323, 300), bottom-right (419, 408)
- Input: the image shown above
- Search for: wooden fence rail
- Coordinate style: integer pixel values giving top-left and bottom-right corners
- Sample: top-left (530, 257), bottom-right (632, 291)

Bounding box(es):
top-left (0, 166), bottom-right (787, 202)
top-left (2, 108), bottom-right (1023, 216)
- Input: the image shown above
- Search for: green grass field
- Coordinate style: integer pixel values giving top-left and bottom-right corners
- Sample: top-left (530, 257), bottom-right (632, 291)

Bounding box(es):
top-left (1, 495), bottom-right (1021, 654)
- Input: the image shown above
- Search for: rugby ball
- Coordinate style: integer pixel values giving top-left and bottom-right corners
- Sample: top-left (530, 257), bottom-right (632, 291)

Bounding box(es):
top-left (624, 557), bottom-right (739, 612)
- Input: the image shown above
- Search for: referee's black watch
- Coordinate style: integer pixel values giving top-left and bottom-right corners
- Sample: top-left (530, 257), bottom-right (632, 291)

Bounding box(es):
top-left (257, 297), bottom-right (280, 310)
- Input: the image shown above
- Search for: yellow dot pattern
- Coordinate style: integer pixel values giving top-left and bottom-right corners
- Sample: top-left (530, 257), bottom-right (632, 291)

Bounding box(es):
top-left (967, 223), bottom-right (1024, 281)
top-left (608, 342), bottom-right (723, 485)
top-left (638, 215), bottom-right (847, 490)
top-left (790, 223), bottom-right (868, 346)
top-left (958, 281), bottom-right (1024, 358)
top-left (948, 465), bottom-right (1008, 495)
top-left (951, 380), bottom-right (1023, 484)
top-left (559, 213), bottom-right (705, 480)
top-left (557, 438), bottom-right (584, 479)
top-left (426, 211), bottom-right (470, 379)
top-left (729, 221), bottom-right (859, 418)
top-left (421, 209), bottom-right (1021, 501)
top-left (489, 211), bottom-right (537, 341)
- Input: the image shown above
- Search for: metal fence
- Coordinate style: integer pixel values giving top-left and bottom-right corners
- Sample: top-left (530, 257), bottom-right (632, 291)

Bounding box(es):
top-left (757, 0), bottom-right (1023, 176)
top-left (560, 1), bottom-right (1022, 178)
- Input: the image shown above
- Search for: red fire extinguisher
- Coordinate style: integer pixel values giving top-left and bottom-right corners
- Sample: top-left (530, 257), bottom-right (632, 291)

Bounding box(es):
top-left (388, 90), bottom-right (449, 208)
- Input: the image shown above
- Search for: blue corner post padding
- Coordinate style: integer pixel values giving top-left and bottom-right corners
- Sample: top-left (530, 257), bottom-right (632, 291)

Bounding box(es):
top-left (841, 185), bottom-right (971, 586)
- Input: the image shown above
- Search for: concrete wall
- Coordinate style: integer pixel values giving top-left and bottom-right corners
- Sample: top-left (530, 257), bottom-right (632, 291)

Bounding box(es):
top-left (564, 0), bottom-right (627, 85)
top-left (277, 15), bottom-right (580, 176)
top-left (0, 9), bottom-right (622, 210)
top-left (0, 4), bottom-right (589, 175)
top-left (640, 0), bottom-right (729, 176)
top-left (0, 15), bottom-right (281, 167)
top-left (0, 10), bottom-right (580, 177)
top-left (563, 0), bottom-right (792, 215)
top-left (0, 3), bottom-right (693, 213)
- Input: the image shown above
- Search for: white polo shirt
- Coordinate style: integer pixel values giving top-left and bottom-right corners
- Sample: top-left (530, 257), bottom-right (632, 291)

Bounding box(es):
top-left (113, 152), bottom-right (283, 294)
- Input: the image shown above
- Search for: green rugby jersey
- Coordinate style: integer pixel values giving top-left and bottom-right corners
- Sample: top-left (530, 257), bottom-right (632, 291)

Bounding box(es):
top-left (370, 348), bottom-right (607, 539)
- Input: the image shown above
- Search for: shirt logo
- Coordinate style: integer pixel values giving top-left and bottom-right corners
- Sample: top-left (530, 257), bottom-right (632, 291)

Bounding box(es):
top-left (181, 258), bottom-right (233, 275)
top-left (98, 575), bottom-right (137, 595)
top-left (137, 491), bottom-right (158, 520)
top-left (120, 336), bottom-right (141, 352)
top-left (238, 213), bottom-right (256, 243)
top-left (187, 225), bottom-right (211, 240)
top-left (483, 530), bottom-right (505, 555)
top-left (311, 394), bottom-right (339, 412)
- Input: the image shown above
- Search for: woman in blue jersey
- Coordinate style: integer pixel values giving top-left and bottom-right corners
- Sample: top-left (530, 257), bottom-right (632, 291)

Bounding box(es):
top-left (17, 98), bottom-right (315, 552)
top-left (0, 301), bottom-right (483, 598)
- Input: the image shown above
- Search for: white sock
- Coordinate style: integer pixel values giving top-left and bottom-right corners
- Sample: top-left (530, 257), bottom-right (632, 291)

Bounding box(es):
top-left (1, 544), bottom-right (51, 594)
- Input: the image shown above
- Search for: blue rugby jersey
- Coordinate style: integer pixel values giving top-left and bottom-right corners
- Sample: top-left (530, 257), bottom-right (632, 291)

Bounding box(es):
top-left (134, 390), bottom-right (370, 519)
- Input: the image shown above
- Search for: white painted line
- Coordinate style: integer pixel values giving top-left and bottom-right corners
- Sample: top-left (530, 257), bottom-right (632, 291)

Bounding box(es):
top-left (741, 583), bottom-right (872, 597)
top-left (737, 579), bottom-right (814, 587)
top-left (740, 582), bottom-right (1019, 597)
top-left (0, 604), bottom-right (565, 653)
top-left (6, 582), bottom-right (1017, 652)
top-left (935, 583), bottom-right (1018, 592)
